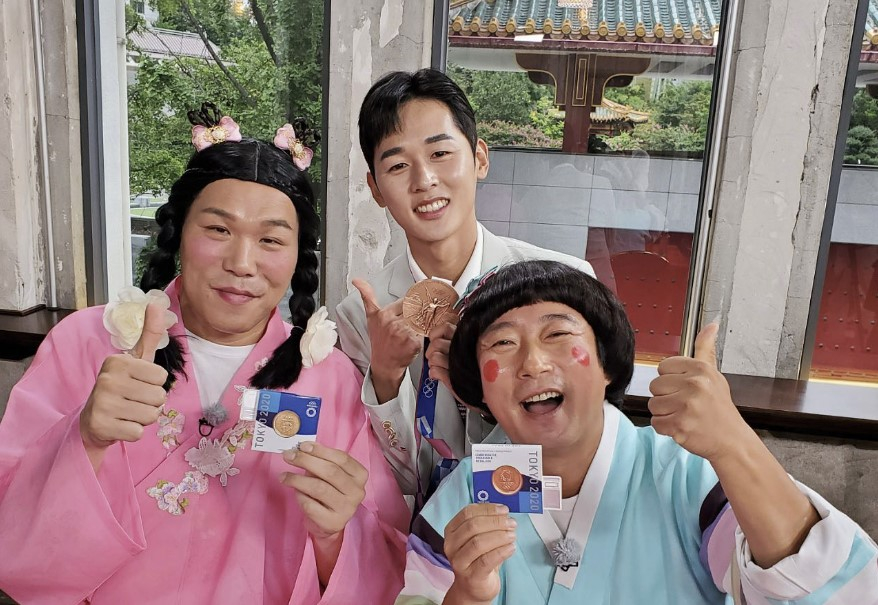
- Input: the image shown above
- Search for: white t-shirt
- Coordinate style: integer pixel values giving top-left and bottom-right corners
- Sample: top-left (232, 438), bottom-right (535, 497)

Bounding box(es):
top-left (185, 330), bottom-right (255, 415)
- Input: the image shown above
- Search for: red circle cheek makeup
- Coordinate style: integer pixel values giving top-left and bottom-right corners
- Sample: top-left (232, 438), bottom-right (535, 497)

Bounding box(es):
top-left (482, 359), bottom-right (500, 383)
top-left (572, 346), bottom-right (591, 367)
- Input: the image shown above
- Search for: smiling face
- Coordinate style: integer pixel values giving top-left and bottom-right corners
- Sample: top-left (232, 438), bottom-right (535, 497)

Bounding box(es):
top-left (477, 301), bottom-right (610, 455)
top-left (178, 178), bottom-right (299, 346)
top-left (366, 98), bottom-right (488, 258)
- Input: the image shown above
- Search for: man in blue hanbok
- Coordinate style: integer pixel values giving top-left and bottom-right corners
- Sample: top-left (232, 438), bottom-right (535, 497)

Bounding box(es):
top-left (396, 260), bottom-right (878, 605)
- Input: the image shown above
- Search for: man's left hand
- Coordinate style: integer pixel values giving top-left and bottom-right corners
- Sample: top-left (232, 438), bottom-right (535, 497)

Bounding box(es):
top-left (648, 323), bottom-right (752, 462)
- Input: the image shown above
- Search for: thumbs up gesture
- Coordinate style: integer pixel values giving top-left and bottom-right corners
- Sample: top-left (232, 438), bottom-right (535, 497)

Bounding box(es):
top-left (648, 324), bottom-right (751, 461)
top-left (80, 301), bottom-right (173, 457)
top-left (352, 278), bottom-right (422, 403)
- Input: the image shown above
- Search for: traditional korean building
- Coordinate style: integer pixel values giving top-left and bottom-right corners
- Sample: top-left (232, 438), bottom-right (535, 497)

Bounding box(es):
top-left (449, 0), bottom-right (878, 152)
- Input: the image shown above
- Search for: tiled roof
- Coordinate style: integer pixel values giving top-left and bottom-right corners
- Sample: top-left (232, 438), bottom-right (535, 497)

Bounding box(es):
top-left (592, 98), bottom-right (650, 123)
top-left (129, 27), bottom-right (218, 60)
top-left (449, 0), bottom-right (721, 46)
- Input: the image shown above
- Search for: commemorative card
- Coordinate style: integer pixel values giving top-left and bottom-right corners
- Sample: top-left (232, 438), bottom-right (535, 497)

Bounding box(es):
top-left (239, 389), bottom-right (321, 453)
top-left (472, 444), bottom-right (561, 513)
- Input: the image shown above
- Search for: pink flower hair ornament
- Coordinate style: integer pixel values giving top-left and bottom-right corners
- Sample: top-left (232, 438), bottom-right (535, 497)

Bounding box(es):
top-left (191, 116), bottom-right (242, 151)
top-left (274, 123), bottom-right (314, 170)
top-left (188, 103), bottom-right (242, 152)
top-left (187, 103), bottom-right (320, 171)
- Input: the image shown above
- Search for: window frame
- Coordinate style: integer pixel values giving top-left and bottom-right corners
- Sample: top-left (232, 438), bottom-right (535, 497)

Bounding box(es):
top-left (799, 0), bottom-right (873, 380)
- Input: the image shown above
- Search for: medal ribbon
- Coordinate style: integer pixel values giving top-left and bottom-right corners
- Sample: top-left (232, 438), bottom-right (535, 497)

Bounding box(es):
top-left (414, 338), bottom-right (458, 511)
top-left (415, 339), bottom-right (454, 459)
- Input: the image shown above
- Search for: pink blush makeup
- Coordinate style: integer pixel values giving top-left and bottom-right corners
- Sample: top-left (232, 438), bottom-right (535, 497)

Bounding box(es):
top-left (482, 359), bottom-right (500, 383)
top-left (572, 346), bottom-right (591, 367)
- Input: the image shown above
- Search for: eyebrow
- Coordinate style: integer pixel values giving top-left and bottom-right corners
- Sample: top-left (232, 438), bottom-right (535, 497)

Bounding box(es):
top-left (378, 133), bottom-right (455, 162)
top-left (200, 207), bottom-right (294, 230)
top-left (480, 313), bottom-right (579, 339)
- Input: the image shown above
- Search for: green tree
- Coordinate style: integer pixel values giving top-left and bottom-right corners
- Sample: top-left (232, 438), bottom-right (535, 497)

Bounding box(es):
top-left (844, 125), bottom-right (878, 165)
top-left (447, 64), bottom-right (549, 126)
top-left (127, 0), bottom-right (324, 198)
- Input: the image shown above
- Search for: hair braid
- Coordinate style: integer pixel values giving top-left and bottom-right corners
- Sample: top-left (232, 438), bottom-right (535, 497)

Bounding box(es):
top-left (250, 209), bottom-right (320, 390)
top-left (138, 204), bottom-right (187, 390)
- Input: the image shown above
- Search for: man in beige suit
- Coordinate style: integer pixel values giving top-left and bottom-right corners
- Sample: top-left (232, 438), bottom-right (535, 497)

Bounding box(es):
top-left (336, 69), bottom-right (593, 499)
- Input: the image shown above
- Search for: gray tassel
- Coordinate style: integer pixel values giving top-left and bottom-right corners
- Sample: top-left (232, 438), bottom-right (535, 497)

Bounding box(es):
top-left (203, 402), bottom-right (228, 427)
top-left (550, 538), bottom-right (582, 571)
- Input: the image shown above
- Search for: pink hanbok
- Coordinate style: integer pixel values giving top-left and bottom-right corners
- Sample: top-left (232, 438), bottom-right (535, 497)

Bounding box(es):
top-left (0, 281), bottom-right (408, 604)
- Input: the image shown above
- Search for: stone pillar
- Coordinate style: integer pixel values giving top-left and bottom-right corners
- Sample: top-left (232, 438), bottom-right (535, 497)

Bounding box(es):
top-left (41, 0), bottom-right (87, 309)
top-left (0, 0), bottom-right (86, 313)
top-left (324, 0), bottom-right (435, 312)
top-left (0, 0), bottom-right (46, 312)
top-left (704, 0), bottom-right (858, 378)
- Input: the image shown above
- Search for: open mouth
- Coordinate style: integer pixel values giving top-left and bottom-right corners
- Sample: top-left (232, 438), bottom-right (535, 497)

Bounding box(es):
top-left (520, 390), bottom-right (564, 415)
top-left (415, 198), bottom-right (449, 213)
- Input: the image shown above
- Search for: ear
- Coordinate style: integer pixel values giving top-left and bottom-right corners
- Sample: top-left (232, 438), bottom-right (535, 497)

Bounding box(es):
top-left (475, 138), bottom-right (489, 180)
top-left (366, 172), bottom-right (386, 208)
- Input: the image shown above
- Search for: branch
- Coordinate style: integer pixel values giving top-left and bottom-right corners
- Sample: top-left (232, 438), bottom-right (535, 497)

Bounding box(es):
top-left (250, 0), bottom-right (279, 67)
top-left (179, 0), bottom-right (256, 107)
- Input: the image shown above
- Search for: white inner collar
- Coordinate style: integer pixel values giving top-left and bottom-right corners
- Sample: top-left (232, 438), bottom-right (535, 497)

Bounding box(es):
top-left (406, 223), bottom-right (484, 297)
top-left (529, 402), bottom-right (621, 590)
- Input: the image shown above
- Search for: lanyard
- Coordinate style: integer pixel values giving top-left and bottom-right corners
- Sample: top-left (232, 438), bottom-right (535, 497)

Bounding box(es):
top-left (414, 339), bottom-right (458, 510)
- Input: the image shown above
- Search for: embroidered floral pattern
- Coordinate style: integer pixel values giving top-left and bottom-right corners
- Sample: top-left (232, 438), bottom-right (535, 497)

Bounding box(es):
top-left (185, 438), bottom-right (239, 487)
top-left (150, 412), bottom-right (255, 513)
top-left (147, 471), bottom-right (208, 515)
top-left (156, 408), bottom-right (185, 450)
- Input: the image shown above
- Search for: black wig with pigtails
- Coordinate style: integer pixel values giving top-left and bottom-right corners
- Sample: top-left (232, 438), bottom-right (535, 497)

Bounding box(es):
top-left (139, 103), bottom-right (321, 391)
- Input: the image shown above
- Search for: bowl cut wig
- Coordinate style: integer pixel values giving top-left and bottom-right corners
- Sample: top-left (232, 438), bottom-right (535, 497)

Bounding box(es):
top-left (449, 260), bottom-right (635, 414)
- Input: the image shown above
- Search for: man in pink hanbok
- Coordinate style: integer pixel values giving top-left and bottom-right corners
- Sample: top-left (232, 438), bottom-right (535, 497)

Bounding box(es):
top-left (0, 105), bottom-right (408, 604)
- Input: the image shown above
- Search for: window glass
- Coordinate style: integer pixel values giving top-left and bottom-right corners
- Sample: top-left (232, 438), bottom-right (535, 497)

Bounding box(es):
top-left (809, 8), bottom-right (878, 382)
top-left (447, 0), bottom-right (723, 360)
top-left (124, 0), bottom-right (325, 314)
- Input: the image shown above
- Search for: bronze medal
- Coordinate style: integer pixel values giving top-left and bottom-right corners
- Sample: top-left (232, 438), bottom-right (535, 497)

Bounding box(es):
top-left (402, 279), bottom-right (459, 337)
top-left (491, 465), bottom-right (523, 495)
top-left (272, 410), bottom-right (301, 438)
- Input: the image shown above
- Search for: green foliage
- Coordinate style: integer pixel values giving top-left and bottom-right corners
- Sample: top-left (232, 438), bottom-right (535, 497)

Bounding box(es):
top-left (447, 64), bottom-right (551, 126)
top-left (603, 80), bottom-right (651, 111)
top-left (844, 125), bottom-right (878, 165)
top-left (529, 96), bottom-right (564, 142)
top-left (652, 80), bottom-right (712, 136)
top-left (477, 120), bottom-right (557, 148)
top-left (603, 80), bottom-right (711, 154)
top-left (605, 123), bottom-right (704, 153)
top-left (128, 0), bottom-right (324, 198)
top-left (844, 89), bottom-right (878, 165)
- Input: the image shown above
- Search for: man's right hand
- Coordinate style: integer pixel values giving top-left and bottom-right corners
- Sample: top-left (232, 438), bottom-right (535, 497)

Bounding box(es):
top-left (352, 279), bottom-right (422, 404)
top-left (80, 302), bottom-right (170, 465)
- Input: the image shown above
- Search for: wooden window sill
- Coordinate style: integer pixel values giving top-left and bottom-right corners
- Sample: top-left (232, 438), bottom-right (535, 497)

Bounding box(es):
top-left (0, 308), bottom-right (75, 360)
top-left (624, 364), bottom-right (878, 442)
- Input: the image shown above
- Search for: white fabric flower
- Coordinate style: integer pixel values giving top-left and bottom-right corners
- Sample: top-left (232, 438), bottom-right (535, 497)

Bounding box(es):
top-left (299, 306), bottom-right (337, 368)
top-left (103, 286), bottom-right (178, 352)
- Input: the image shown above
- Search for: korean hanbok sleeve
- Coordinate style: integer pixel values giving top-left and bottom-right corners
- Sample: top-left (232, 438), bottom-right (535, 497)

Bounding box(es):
top-left (0, 307), bottom-right (147, 602)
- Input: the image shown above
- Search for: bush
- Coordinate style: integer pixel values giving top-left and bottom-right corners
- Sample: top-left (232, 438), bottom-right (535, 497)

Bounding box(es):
top-left (478, 120), bottom-right (560, 148)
